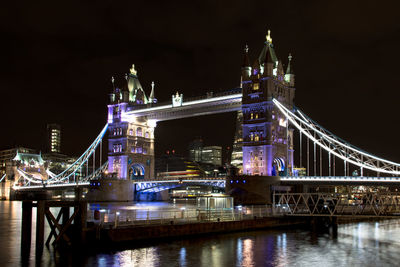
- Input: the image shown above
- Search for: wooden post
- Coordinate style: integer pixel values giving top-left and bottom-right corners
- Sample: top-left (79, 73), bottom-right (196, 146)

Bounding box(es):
top-left (21, 201), bottom-right (32, 255)
top-left (62, 207), bottom-right (70, 226)
top-left (36, 201), bottom-right (45, 255)
top-left (75, 187), bottom-right (82, 201)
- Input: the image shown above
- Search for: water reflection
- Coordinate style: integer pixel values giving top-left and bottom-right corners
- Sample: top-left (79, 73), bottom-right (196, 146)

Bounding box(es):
top-left (2, 200), bottom-right (400, 266)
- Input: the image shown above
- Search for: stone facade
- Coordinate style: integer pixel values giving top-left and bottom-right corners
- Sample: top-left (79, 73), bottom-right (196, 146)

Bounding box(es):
top-left (107, 66), bottom-right (156, 180)
top-left (241, 31), bottom-right (295, 176)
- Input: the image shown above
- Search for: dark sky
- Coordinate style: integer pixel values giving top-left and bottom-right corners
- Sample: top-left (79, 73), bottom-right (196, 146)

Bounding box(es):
top-left (2, 1), bottom-right (400, 163)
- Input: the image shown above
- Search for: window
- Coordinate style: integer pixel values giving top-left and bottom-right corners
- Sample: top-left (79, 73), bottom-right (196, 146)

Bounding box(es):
top-left (113, 144), bottom-right (122, 153)
top-left (145, 132), bottom-right (149, 138)
top-left (255, 113), bottom-right (259, 119)
top-left (253, 83), bottom-right (259, 90)
top-left (250, 133), bottom-right (254, 141)
top-left (255, 134), bottom-right (259, 141)
top-left (137, 127), bottom-right (142, 137)
top-left (250, 113), bottom-right (253, 120)
top-left (129, 129), bottom-right (133, 136)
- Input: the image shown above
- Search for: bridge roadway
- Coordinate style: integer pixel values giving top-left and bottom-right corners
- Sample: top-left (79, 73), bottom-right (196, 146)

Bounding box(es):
top-left (12, 175), bottom-right (400, 192)
top-left (122, 88), bottom-right (242, 121)
top-left (12, 176), bottom-right (226, 192)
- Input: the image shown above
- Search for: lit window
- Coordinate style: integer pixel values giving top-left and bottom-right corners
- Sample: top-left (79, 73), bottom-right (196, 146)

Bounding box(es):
top-left (145, 132), bottom-right (149, 138)
top-left (129, 129), bottom-right (133, 136)
top-left (137, 127), bottom-right (142, 137)
top-left (253, 83), bottom-right (259, 90)
top-left (250, 113), bottom-right (253, 120)
top-left (255, 113), bottom-right (258, 119)
top-left (255, 134), bottom-right (259, 141)
top-left (250, 133), bottom-right (254, 141)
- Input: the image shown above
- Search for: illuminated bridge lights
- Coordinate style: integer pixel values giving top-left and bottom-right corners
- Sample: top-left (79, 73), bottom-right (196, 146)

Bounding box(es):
top-left (281, 176), bottom-right (400, 183)
top-left (122, 91), bottom-right (243, 122)
top-left (13, 182), bottom-right (90, 191)
top-left (134, 180), bottom-right (226, 193)
top-left (273, 98), bottom-right (400, 175)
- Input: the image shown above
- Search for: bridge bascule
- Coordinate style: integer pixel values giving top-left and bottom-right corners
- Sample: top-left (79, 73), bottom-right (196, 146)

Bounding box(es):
top-left (9, 30), bottom-right (400, 201)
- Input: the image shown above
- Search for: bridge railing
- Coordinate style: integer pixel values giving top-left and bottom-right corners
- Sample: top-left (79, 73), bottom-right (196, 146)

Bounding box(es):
top-left (142, 176), bottom-right (226, 182)
top-left (88, 205), bottom-right (278, 228)
top-left (273, 192), bottom-right (400, 217)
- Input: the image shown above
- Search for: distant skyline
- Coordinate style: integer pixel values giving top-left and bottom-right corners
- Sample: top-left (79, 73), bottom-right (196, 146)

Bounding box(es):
top-left (2, 1), bottom-right (400, 162)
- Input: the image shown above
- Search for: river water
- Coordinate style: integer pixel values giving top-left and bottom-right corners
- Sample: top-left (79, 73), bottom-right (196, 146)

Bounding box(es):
top-left (1, 200), bottom-right (400, 267)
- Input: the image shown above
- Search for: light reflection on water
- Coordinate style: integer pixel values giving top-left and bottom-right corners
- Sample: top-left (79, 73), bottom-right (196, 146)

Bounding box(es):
top-left (2, 200), bottom-right (400, 266)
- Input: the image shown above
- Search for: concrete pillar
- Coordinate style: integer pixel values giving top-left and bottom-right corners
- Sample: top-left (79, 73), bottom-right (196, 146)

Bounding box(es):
top-left (21, 201), bottom-right (32, 256)
top-left (36, 201), bottom-right (45, 255)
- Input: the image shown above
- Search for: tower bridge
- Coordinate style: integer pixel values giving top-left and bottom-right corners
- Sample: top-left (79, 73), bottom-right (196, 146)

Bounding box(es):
top-left (8, 30), bottom-right (400, 204)
top-left (122, 88), bottom-right (242, 122)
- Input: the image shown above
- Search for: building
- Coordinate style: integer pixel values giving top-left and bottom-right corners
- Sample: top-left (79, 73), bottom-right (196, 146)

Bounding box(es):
top-left (0, 147), bottom-right (37, 178)
top-left (107, 64), bottom-right (157, 179)
top-left (188, 138), bottom-right (222, 167)
top-left (188, 137), bottom-right (203, 162)
top-left (47, 124), bottom-right (61, 153)
top-left (201, 146), bottom-right (222, 166)
top-left (230, 110), bottom-right (243, 173)
top-left (0, 147), bottom-right (40, 199)
top-left (241, 31), bottom-right (295, 176)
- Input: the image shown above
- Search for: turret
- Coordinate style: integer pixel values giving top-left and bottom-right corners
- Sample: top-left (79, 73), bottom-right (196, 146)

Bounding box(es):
top-left (127, 64), bottom-right (137, 102)
top-left (241, 45), bottom-right (251, 81)
top-left (149, 81), bottom-right (157, 104)
top-left (109, 76), bottom-right (116, 103)
top-left (126, 64), bottom-right (149, 104)
top-left (262, 30), bottom-right (275, 77)
top-left (285, 54), bottom-right (295, 86)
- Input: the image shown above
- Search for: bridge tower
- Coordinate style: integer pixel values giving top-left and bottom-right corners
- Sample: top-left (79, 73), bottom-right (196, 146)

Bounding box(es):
top-left (241, 31), bottom-right (295, 176)
top-left (107, 65), bottom-right (156, 180)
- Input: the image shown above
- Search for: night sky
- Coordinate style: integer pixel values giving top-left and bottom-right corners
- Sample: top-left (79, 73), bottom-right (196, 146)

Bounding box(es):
top-left (2, 1), bottom-right (400, 163)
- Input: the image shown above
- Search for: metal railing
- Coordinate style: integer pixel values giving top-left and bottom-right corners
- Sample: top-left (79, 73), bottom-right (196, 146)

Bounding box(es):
top-left (273, 192), bottom-right (400, 217)
top-left (87, 205), bottom-right (277, 228)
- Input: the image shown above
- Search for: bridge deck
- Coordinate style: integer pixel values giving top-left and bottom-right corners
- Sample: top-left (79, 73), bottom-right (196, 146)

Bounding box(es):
top-left (123, 91), bottom-right (242, 121)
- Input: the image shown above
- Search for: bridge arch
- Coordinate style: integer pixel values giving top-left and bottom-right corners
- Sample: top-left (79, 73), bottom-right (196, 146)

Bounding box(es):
top-left (272, 157), bottom-right (285, 176)
top-left (129, 163), bottom-right (145, 180)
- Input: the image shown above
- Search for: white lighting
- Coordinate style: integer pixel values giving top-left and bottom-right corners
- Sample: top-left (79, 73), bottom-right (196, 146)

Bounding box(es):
top-left (273, 98), bottom-right (400, 175)
top-left (147, 119), bottom-right (157, 128)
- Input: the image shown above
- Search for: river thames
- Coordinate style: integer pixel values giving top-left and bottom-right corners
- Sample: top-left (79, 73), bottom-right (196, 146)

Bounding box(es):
top-left (1, 200), bottom-right (400, 266)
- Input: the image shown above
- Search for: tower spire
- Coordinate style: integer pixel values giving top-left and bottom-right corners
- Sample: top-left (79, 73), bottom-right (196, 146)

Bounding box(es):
top-left (266, 29), bottom-right (272, 44)
top-left (285, 53), bottom-right (295, 86)
top-left (241, 44), bottom-right (251, 80)
top-left (286, 53), bottom-right (293, 74)
top-left (149, 81), bottom-right (157, 103)
top-left (242, 44), bottom-right (250, 67)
